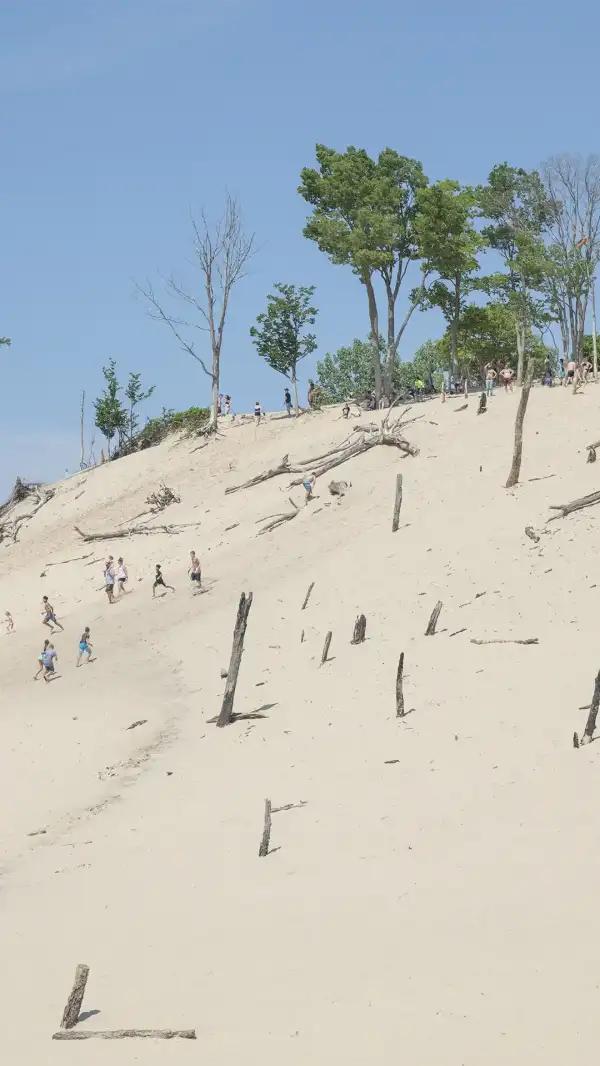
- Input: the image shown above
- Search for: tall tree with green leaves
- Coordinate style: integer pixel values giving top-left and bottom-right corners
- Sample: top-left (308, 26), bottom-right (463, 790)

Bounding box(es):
top-left (93, 359), bottom-right (127, 456)
top-left (124, 372), bottom-right (155, 440)
top-left (478, 163), bottom-right (553, 384)
top-left (0, 337), bottom-right (10, 348)
top-left (415, 181), bottom-right (483, 377)
top-left (299, 145), bottom-right (428, 401)
top-left (250, 283), bottom-right (318, 414)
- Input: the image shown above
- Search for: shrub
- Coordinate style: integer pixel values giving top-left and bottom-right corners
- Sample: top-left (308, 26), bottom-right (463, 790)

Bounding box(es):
top-left (138, 406), bottom-right (211, 447)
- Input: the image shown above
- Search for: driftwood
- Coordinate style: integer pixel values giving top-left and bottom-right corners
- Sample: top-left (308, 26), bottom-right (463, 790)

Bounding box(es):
top-left (470, 638), bottom-right (538, 645)
top-left (505, 358), bottom-right (533, 488)
top-left (477, 392), bottom-right (487, 415)
top-left (0, 484), bottom-right (56, 544)
top-left (74, 521), bottom-right (199, 542)
top-left (392, 472), bottom-right (403, 532)
top-left (301, 581), bottom-right (315, 610)
top-left (52, 1030), bottom-right (196, 1041)
top-left (321, 631), bottom-right (333, 665)
top-left (258, 798), bottom-right (272, 857)
top-left (300, 629), bottom-right (305, 643)
top-left (525, 526), bottom-right (540, 543)
top-left (272, 800), bottom-right (308, 813)
top-left (549, 489), bottom-right (600, 520)
top-left (225, 455), bottom-right (290, 494)
top-left (454, 403), bottom-right (468, 412)
top-left (60, 963), bottom-right (89, 1029)
top-left (45, 552), bottom-right (94, 568)
top-left (145, 484), bottom-right (180, 513)
top-left (396, 652), bottom-right (405, 717)
top-left (425, 601), bottom-right (442, 636)
top-left (257, 498), bottom-right (299, 535)
top-left (576, 668), bottom-right (600, 746)
top-left (217, 592), bottom-right (253, 727)
top-left (449, 628), bottom-right (467, 638)
top-left (351, 614), bottom-right (366, 644)
top-left (329, 479), bottom-right (350, 496)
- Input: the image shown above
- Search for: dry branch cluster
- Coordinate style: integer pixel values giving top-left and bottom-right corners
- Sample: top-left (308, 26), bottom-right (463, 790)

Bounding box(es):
top-left (0, 478), bottom-right (55, 544)
top-left (145, 484), bottom-right (180, 513)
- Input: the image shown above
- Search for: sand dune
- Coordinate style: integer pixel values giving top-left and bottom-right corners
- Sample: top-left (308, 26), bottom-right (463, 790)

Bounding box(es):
top-left (2, 388), bottom-right (600, 1063)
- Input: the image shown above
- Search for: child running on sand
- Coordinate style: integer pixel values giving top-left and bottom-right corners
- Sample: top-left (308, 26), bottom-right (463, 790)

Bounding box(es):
top-left (34, 639), bottom-right (50, 680)
top-left (76, 627), bottom-right (93, 666)
top-left (41, 596), bottom-right (64, 632)
top-left (5, 610), bottom-right (14, 633)
top-left (303, 472), bottom-right (317, 505)
top-left (153, 564), bottom-right (175, 598)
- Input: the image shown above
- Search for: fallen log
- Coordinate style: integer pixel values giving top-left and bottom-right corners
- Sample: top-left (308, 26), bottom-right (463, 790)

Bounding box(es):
top-left (217, 592), bottom-right (253, 727)
top-left (505, 357), bottom-right (533, 488)
top-left (52, 1030), bottom-right (196, 1041)
top-left (74, 521), bottom-right (199, 542)
top-left (225, 455), bottom-right (290, 495)
top-left (549, 489), bottom-right (600, 520)
top-left (470, 638), bottom-right (538, 645)
top-left (257, 507), bottom-right (300, 534)
top-left (396, 652), bottom-right (405, 717)
top-left (576, 668), bottom-right (600, 746)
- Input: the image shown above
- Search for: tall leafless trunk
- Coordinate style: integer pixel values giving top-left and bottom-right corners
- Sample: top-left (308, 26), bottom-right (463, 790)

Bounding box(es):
top-left (138, 195), bottom-right (256, 430)
top-left (79, 392), bottom-right (85, 469)
top-left (291, 367), bottom-right (299, 416)
top-left (364, 275), bottom-right (382, 402)
top-left (592, 278), bottom-right (598, 381)
top-left (506, 358), bottom-right (534, 488)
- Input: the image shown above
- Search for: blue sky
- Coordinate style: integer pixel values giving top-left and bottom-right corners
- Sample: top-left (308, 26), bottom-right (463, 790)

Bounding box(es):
top-left (1, 0), bottom-right (598, 490)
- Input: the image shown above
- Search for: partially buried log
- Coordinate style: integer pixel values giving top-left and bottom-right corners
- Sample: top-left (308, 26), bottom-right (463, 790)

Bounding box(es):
top-left (577, 668), bottom-right (600, 746)
top-left (321, 631), bottom-right (333, 665)
top-left (454, 403), bottom-right (468, 412)
top-left (396, 652), bottom-right (405, 717)
top-left (301, 581), bottom-right (315, 610)
top-left (225, 455), bottom-right (290, 494)
top-left (351, 614), bottom-right (366, 644)
top-left (60, 963), bottom-right (89, 1029)
top-left (470, 637), bottom-right (538, 645)
top-left (587, 447), bottom-right (597, 463)
top-left (549, 488), bottom-right (600, 520)
top-left (52, 1030), bottom-right (196, 1041)
top-left (74, 521), bottom-right (199, 542)
top-left (525, 526), bottom-right (540, 543)
top-left (505, 357), bottom-right (534, 488)
top-left (425, 601), bottom-right (443, 636)
top-left (217, 592), bottom-right (253, 727)
top-left (258, 798), bottom-right (272, 857)
top-left (391, 472), bottom-right (403, 533)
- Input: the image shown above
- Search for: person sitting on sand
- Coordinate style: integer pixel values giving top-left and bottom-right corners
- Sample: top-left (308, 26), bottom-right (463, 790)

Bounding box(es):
top-left (188, 550), bottom-right (202, 590)
top-left (303, 472), bottom-right (317, 505)
top-left (153, 564), bottom-right (175, 598)
top-left (342, 403), bottom-right (350, 419)
top-left (34, 639), bottom-right (50, 680)
top-left (41, 596), bottom-right (64, 632)
top-left (5, 610), bottom-right (14, 633)
top-left (41, 643), bottom-right (58, 683)
top-left (77, 627), bottom-right (93, 666)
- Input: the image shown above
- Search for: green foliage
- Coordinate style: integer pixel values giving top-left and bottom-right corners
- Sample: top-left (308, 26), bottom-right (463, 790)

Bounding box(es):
top-left (412, 339), bottom-right (446, 390)
top-left (250, 283), bottom-right (318, 412)
top-left (124, 372), bottom-right (155, 440)
top-left (0, 337), bottom-right (10, 347)
top-left (318, 338), bottom-right (380, 402)
top-left (93, 360), bottom-right (127, 455)
top-left (139, 406), bottom-right (210, 446)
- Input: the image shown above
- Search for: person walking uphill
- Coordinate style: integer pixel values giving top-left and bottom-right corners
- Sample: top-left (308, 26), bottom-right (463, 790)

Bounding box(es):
top-left (104, 558), bottom-right (116, 604)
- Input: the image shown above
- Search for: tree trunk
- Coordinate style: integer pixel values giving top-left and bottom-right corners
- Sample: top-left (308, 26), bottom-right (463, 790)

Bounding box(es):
top-left (60, 963), bottom-right (90, 1029)
top-left (217, 592), bottom-right (253, 726)
top-left (450, 271), bottom-right (461, 380)
top-left (592, 278), bottom-right (598, 382)
top-left (79, 392), bottom-right (85, 469)
top-left (505, 357), bottom-right (533, 488)
top-left (291, 368), bottom-right (299, 416)
top-left (515, 323), bottom-right (525, 386)
top-left (364, 275), bottom-right (382, 402)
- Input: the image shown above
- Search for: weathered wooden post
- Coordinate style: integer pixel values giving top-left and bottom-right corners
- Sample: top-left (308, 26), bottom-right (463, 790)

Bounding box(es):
top-left (217, 592), bottom-right (253, 727)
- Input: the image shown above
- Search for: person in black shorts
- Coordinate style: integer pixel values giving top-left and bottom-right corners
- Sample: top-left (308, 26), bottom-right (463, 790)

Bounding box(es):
top-left (188, 550), bottom-right (202, 590)
top-left (153, 564), bottom-right (175, 598)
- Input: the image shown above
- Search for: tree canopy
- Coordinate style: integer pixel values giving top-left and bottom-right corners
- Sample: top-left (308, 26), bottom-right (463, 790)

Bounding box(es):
top-left (250, 283), bottom-right (318, 414)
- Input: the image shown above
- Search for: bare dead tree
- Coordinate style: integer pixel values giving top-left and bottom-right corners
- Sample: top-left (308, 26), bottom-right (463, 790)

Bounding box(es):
top-left (543, 155), bottom-right (600, 363)
top-left (79, 392), bottom-right (85, 469)
top-left (505, 357), bottom-right (534, 488)
top-left (138, 195), bottom-right (257, 431)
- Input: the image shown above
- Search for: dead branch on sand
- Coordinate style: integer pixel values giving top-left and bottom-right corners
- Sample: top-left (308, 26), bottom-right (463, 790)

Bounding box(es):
top-left (257, 497), bottom-right (300, 535)
top-left (470, 637), bottom-right (538, 645)
top-left (425, 601), bottom-right (443, 636)
top-left (145, 483), bottom-right (181, 513)
top-left (0, 479), bottom-right (56, 544)
top-left (74, 521), bottom-right (199, 542)
top-left (217, 592), bottom-right (253, 727)
top-left (548, 489), bottom-right (600, 520)
top-left (574, 668), bottom-right (600, 747)
top-left (258, 798), bottom-right (272, 857)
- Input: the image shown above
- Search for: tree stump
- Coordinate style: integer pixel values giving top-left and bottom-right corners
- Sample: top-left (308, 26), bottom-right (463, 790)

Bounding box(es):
top-left (60, 963), bottom-right (90, 1030)
top-left (477, 392), bottom-right (487, 415)
top-left (259, 798), bottom-right (272, 857)
top-left (217, 592), bottom-right (253, 727)
top-left (391, 472), bottom-right (403, 533)
top-left (351, 614), bottom-right (366, 644)
top-left (396, 652), bottom-right (405, 717)
top-left (425, 600), bottom-right (442, 636)
top-left (321, 631), bottom-right (332, 665)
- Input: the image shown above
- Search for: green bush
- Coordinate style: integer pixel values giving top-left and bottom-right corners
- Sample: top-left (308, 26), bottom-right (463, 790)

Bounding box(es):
top-left (139, 406), bottom-right (210, 446)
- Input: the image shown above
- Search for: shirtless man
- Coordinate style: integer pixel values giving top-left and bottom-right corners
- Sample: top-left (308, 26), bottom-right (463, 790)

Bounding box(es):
top-left (77, 627), bottom-right (93, 666)
top-left (153, 564), bottom-right (175, 598)
top-left (41, 596), bottom-right (64, 632)
top-left (188, 550), bottom-right (202, 590)
top-left (500, 366), bottom-right (513, 392)
top-left (566, 358), bottom-right (576, 386)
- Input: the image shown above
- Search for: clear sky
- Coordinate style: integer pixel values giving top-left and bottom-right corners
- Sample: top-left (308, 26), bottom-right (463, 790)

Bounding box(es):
top-left (1, 0), bottom-right (598, 490)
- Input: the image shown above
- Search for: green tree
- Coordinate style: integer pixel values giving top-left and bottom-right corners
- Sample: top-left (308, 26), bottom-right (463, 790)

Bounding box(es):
top-left (415, 181), bottom-right (483, 377)
top-left (317, 336), bottom-right (415, 402)
top-left (412, 339), bottom-right (446, 391)
top-left (0, 337), bottom-right (10, 347)
top-left (478, 163), bottom-right (553, 384)
top-left (299, 145), bottom-right (428, 401)
top-left (124, 372), bottom-right (155, 441)
top-left (250, 283), bottom-right (318, 414)
top-left (94, 359), bottom-right (127, 456)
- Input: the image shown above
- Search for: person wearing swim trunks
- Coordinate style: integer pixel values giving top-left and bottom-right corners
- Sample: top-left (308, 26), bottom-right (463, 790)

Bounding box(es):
top-left (34, 639), bottom-right (50, 680)
top-left (41, 643), bottom-right (58, 682)
top-left (566, 359), bottom-right (576, 385)
top-left (116, 557), bottom-right (129, 595)
top-left (500, 366), bottom-right (513, 393)
top-left (485, 365), bottom-right (497, 396)
top-left (284, 388), bottom-right (292, 416)
top-left (153, 564), bottom-right (175, 598)
top-left (76, 627), bottom-right (93, 666)
top-left (303, 471), bottom-right (317, 505)
top-left (41, 596), bottom-right (64, 632)
top-left (188, 550), bottom-right (202, 590)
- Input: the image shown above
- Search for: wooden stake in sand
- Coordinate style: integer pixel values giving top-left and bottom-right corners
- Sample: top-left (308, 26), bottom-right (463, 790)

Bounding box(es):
top-left (217, 592), bottom-right (253, 727)
top-left (396, 652), bottom-right (405, 717)
top-left (52, 1030), bottom-right (196, 1041)
top-left (425, 601), bottom-right (442, 636)
top-left (391, 473), bottom-right (403, 533)
top-left (351, 614), bottom-right (366, 644)
top-left (301, 581), bottom-right (315, 610)
top-left (259, 798), bottom-right (272, 857)
top-left (505, 357), bottom-right (533, 488)
top-left (60, 963), bottom-right (89, 1030)
top-left (577, 668), bottom-right (600, 746)
top-left (321, 631), bottom-right (333, 665)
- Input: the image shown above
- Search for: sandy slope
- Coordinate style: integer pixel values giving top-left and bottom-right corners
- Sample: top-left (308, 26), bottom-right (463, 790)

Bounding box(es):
top-left (2, 388), bottom-right (600, 1063)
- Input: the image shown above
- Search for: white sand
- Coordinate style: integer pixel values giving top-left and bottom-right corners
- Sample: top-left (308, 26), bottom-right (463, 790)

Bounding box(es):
top-left (1, 388), bottom-right (600, 1062)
